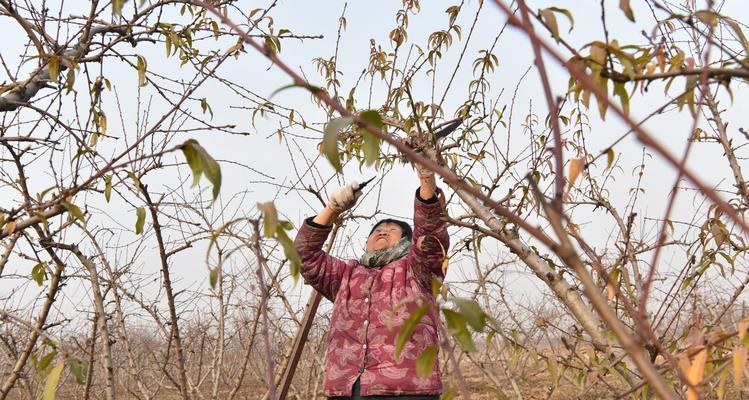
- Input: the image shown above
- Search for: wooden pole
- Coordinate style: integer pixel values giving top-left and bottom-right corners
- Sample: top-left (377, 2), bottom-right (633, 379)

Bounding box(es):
top-left (277, 291), bottom-right (322, 399)
top-left (275, 223), bottom-right (341, 399)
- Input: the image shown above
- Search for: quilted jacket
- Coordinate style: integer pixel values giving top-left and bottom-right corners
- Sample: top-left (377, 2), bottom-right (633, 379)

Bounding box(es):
top-left (294, 188), bottom-right (449, 397)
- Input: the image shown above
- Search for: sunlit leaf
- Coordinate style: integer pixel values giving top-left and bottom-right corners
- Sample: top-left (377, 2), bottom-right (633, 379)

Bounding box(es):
top-left (726, 19), bottom-right (749, 55)
top-left (620, 0), bottom-right (635, 21)
top-left (112, 0), bottom-right (128, 16)
top-left (62, 201), bottom-right (85, 224)
top-left (31, 263), bottom-right (45, 287)
top-left (42, 361), bottom-right (64, 400)
top-left (687, 347), bottom-right (707, 400)
top-left (323, 117), bottom-right (353, 172)
top-left (257, 202), bottom-right (278, 237)
top-left (546, 7), bottom-right (574, 32)
top-left (135, 207), bottom-right (146, 235)
top-left (395, 304), bottom-right (430, 360)
top-left (441, 256), bottom-right (449, 275)
top-left (717, 366), bottom-right (729, 400)
top-left (3, 220), bottom-right (16, 235)
top-left (136, 55), bottom-right (147, 87)
top-left (607, 268), bottom-right (621, 301)
top-left (733, 346), bottom-right (747, 386)
top-left (694, 10), bottom-right (717, 26)
top-left (277, 228), bottom-right (302, 281)
top-left (181, 139), bottom-right (222, 199)
top-left (104, 175), bottom-right (112, 202)
top-left (568, 158), bottom-right (584, 186)
top-left (48, 56), bottom-right (60, 83)
top-left (539, 9), bottom-right (560, 42)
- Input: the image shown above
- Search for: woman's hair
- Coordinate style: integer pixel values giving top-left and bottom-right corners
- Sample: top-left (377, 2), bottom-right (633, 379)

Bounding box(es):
top-left (368, 219), bottom-right (413, 241)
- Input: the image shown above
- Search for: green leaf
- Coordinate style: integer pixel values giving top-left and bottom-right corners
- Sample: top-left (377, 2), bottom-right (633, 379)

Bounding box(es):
top-left (606, 148), bottom-right (615, 169)
top-left (112, 0), bottom-right (128, 16)
top-left (269, 82), bottom-right (323, 99)
top-left (165, 33), bottom-right (172, 57)
top-left (136, 55), bottom-right (147, 87)
top-left (452, 298), bottom-right (486, 332)
top-left (104, 175), bottom-right (112, 202)
top-left (181, 139), bottom-right (222, 199)
top-left (323, 117), bottom-right (353, 172)
top-left (358, 110), bottom-right (383, 166)
top-left (694, 10), bottom-right (717, 26)
top-left (548, 357), bottom-right (559, 388)
top-left (182, 139), bottom-right (202, 187)
top-left (277, 227), bottom-right (302, 281)
top-left (726, 19), bottom-right (749, 55)
top-left (48, 56), bottom-right (60, 83)
top-left (620, 0), bottom-right (635, 21)
top-left (395, 304), bottom-right (430, 360)
top-left (359, 110), bottom-right (383, 129)
top-left (443, 309), bottom-right (476, 352)
top-left (61, 201), bottom-right (85, 224)
top-left (264, 34), bottom-right (281, 54)
top-left (209, 267), bottom-right (219, 289)
top-left (135, 207), bottom-right (146, 235)
top-left (68, 360), bottom-right (88, 385)
top-left (32, 263), bottom-right (45, 287)
top-left (201, 150), bottom-right (222, 200)
top-left (539, 9), bottom-right (560, 42)
top-left (42, 361), bottom-right (64, 400)
top-left (613, 82), bottom-right (630, 115)
top-left (127, 171), bottom-right (141, 193)
top-left (595, 77), bottom-right (609, 120)
top-left (415, 345), bottom-right (438, 377)
top-left (34, 212), bottom-right (49, 231)
top-left (37, 351), bottom-right (57, 372)
top-left (442, 388), bottom-right (458, 400)
top-left (257, 202), bottom-right (278, 237)
top-left (546, 7), bottom-right (575, 32)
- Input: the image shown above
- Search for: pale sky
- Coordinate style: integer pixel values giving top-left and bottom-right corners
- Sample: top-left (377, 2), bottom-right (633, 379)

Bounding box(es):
top-left (1, 0), bottom-right (747, 331)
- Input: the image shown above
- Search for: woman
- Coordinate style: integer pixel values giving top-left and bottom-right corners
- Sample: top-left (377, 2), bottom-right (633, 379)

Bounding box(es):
top-left (294, 169), bottom-right (449, 399)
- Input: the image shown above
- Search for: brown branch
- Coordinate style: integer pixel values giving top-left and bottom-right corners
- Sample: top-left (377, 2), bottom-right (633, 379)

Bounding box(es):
top-left (517, 0), bottom-right (565, 200)
top-left (249, 220), bottom-right (277, 400)
top-left (489, 0), bottom-right (749, 240)
top-left (141, 185), bottom-right (190, 400)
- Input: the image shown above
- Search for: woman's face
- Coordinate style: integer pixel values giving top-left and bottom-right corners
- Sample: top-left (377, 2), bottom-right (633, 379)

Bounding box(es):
top-left (366, 223), bottom-right (403, 252)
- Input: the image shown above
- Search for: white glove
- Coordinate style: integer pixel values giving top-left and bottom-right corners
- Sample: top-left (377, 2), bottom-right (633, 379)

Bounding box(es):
top-left (327, 181), bottom-right (361, 214)
top-left (414, 147), bottom-right (437, 179)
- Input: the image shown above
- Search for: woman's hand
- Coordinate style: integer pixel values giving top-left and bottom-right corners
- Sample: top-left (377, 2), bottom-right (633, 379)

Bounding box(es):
top-left (416, 149), bottom-right (437, 200)
top-left (312, 181), bottom-right (361, 225)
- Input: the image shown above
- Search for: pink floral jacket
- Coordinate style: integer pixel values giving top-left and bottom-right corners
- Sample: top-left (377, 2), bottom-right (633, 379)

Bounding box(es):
top-left (294, 188), bottom-right (449, 397)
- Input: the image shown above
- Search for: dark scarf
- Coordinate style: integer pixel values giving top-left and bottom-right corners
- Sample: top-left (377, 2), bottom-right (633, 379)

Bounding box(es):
top-left (359, 238), bottom-right (411, 268)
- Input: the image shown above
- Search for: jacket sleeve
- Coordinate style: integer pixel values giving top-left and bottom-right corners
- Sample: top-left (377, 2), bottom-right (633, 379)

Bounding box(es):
top-left (408, 187), bottom-right (449, 289)
top-left (294, 217), bottom-right (349, 301)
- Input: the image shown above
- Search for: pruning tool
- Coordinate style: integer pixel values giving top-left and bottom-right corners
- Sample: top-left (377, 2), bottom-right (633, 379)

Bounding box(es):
top-left (354, 176), bottom-right (376, 192)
